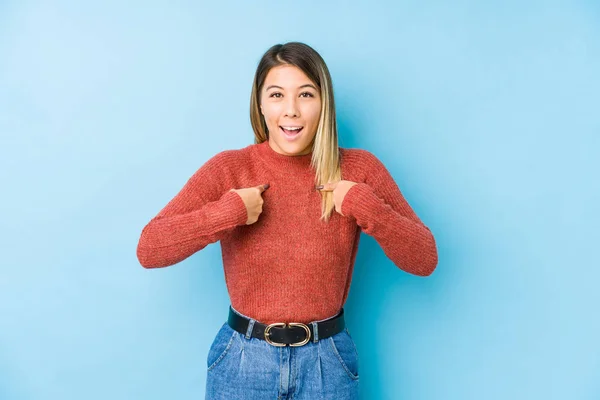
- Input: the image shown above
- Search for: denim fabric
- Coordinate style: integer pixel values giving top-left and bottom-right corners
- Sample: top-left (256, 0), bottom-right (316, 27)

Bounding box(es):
top-left (205, 311), bottom-right (360, 399)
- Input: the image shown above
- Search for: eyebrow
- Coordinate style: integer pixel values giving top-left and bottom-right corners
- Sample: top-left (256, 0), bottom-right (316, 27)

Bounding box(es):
top-left (265, 84), bottom-right (318, 91)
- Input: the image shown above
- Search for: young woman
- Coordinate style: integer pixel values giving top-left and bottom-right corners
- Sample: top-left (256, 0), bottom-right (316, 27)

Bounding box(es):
top-left (136, 41), bottom-right (438, 399)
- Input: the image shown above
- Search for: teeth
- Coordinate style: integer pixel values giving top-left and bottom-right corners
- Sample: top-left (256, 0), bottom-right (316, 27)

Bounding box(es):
top-left (282, 126), bottom-right (302, 131)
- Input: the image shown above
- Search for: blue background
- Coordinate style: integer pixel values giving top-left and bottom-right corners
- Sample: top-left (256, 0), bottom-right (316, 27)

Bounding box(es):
top-left (1, 1), bottom-right (599, 399)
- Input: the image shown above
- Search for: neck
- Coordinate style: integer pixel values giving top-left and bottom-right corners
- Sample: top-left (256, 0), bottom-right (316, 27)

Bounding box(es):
top-left (255, 140), bottom-right (314, 175)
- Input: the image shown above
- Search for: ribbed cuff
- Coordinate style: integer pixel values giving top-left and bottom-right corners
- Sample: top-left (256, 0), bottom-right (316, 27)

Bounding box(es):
top-left (216, 190), bottom-right (248, 227)
top-left (340, 182), bottom-right (381, 220)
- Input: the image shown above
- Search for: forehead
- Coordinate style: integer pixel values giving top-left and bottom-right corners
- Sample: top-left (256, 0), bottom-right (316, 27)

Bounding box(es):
top-left (264, 65), bottom-right (314, 88)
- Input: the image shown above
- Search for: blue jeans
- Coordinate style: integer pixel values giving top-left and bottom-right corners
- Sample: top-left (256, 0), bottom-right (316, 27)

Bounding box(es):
top-left (205, 308), bottom-right (360, 399)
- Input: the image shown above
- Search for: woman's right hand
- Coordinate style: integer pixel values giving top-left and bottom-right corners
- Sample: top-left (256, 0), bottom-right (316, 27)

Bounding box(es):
top-left (229, 184), bottom-right (270, 225)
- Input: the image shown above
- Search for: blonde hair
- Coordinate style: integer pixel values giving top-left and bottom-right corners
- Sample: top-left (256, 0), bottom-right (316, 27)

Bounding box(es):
top-left (249, 42), bottom-right (341, 222)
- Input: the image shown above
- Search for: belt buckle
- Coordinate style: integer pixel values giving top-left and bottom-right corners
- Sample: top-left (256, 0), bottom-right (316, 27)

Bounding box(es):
top-left (264, 322), bottom-right (311, 347)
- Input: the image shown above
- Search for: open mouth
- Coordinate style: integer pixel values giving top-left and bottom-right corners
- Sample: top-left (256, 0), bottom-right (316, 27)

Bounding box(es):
top-left (280, 126), bottom-right (304, 140)
top-left (280, 126), bottom-right (304, 135)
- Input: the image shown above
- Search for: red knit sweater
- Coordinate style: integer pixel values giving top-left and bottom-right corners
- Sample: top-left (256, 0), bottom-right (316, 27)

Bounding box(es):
top-left (136, 140), bottom-right (438, 324)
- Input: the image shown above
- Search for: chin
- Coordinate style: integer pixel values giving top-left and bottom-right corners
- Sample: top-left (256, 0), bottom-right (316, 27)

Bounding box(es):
top-left (281, 143), bottom-right (307, 155)
top-left (275, 138), bottom-right (312, 155)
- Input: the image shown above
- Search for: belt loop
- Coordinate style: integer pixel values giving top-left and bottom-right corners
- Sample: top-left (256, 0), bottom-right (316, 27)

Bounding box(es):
top-left (245, 318), bottom-right (256, 339)
top-left (311, 321), bottom-right (319, 343)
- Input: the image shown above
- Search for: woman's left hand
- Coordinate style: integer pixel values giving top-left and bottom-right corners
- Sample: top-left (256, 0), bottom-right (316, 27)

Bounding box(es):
top-left (315, 180), bottom-right (358, 217)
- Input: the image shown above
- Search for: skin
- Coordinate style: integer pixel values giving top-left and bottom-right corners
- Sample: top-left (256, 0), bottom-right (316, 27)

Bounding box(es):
top-left (232, 64), bottom-right (357, 224)
top-left (315, 180), bottom-right (357, 217)
top-left (260, 64), bottom-right (358, 215)
top-left (260, 64), bottom-right (321, 157)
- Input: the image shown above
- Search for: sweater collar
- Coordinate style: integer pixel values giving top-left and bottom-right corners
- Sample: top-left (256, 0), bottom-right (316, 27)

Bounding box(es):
top-left (255, 140), bottom-right (315, 175)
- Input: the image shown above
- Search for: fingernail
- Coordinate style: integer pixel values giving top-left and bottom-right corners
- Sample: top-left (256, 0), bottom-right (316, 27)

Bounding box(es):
top-left (264, 183), bottom-right (270, 189)
top-left (315, 185), bottom-right (324, 190)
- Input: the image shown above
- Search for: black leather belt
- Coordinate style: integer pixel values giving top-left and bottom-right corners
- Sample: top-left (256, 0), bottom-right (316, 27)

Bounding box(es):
top-left (227, 306), bottom-right (345, 347)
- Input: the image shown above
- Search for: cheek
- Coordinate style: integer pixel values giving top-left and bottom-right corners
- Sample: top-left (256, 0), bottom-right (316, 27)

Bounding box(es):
top-left (262, 106), bottom-right (283, 125)
top-left (305, 104), bottom-right (321, 125)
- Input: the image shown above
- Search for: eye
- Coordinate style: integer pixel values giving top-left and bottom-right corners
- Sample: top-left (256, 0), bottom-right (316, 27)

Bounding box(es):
top-left (300, 92), bottom-right (314, 98)
top-left (269, 92), bottom-right (282, 98)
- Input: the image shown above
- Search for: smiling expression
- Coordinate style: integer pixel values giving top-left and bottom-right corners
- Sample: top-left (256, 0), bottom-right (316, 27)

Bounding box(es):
top-left (260, 64), bottom-right (322, 156)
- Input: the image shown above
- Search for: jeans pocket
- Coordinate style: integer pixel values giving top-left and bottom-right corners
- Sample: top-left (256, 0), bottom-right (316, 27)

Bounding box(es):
top-left (328, 327), bottom-right (360, 380)
top-left (207, 322), bottom-right (237, 371)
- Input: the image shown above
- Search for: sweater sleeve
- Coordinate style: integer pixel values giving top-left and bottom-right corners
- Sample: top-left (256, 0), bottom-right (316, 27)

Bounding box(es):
top-left (136, 152), bottom-right (248, 269)
top-left (340, 152), bottom-right (438, 276)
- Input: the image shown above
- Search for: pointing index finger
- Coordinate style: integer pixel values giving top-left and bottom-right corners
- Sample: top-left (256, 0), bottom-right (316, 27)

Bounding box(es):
top-left (315, 181), bottom-right (336, 191)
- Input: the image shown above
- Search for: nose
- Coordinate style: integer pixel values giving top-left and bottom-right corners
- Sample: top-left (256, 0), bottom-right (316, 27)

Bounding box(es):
top-left (284, 97), bottom-right (300, 118)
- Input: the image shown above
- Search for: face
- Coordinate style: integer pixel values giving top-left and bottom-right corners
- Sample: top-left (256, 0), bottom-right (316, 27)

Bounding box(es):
top-left (260, 64), bottom-right (322, 156)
